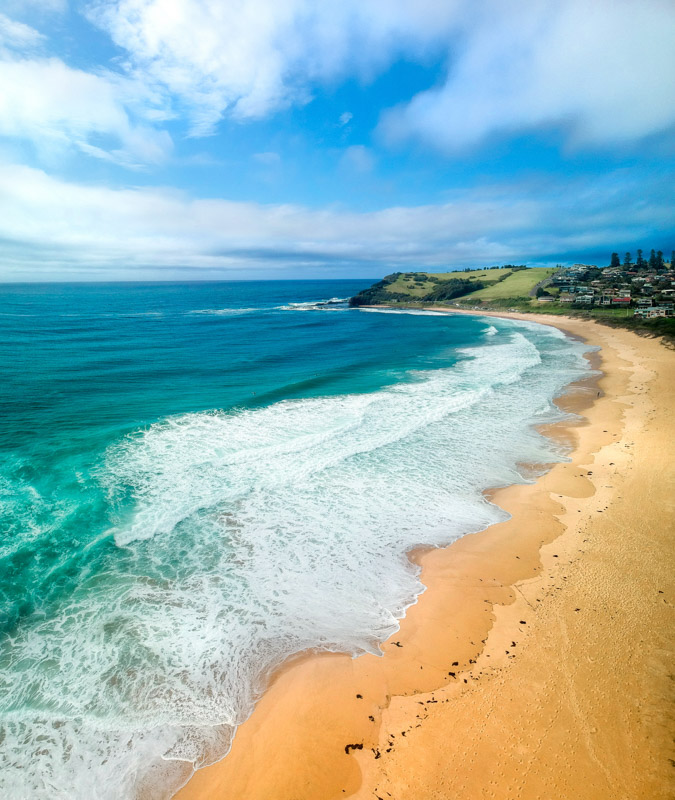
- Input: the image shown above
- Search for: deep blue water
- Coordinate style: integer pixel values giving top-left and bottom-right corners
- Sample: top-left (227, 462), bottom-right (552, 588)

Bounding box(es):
top-left (0, 281), bottom-right (489, 447)
top-left (0, 281), bottom-right (591, 799)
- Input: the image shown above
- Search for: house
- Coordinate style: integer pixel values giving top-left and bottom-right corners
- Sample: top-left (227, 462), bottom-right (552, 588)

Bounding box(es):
top-left (635, 307), bottom-right (671, 319)
top-left (559, 293), bottom-right (575, 303)
top-left (611, 296), bottom-right (631, 306)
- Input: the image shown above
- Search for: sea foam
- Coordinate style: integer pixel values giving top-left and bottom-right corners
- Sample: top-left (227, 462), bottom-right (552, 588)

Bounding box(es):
top-left (0, 319), bottom-right (592, 799)
top-left (277, 297), bottom-right (349, 310)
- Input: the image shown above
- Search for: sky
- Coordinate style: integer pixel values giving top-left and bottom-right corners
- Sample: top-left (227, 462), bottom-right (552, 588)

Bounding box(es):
top-left (0, 0), bottom-right (674, 281)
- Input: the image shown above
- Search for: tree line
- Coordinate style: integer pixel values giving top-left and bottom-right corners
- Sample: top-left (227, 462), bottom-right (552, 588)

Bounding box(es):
top-left (609, 249), bottom-right (674, 270)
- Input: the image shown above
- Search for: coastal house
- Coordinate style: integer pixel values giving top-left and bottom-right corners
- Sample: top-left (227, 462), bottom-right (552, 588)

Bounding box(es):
top-left (611, 296), bottom-right (632, 306)
top-left (634, 307), bottom-right (671, 319)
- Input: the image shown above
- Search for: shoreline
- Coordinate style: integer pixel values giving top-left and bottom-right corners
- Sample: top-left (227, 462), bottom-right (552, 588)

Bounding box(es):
top-left (173, 311), bottom-right (674, 800)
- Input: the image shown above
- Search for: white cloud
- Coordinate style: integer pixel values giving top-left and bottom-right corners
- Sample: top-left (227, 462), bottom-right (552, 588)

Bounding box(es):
top-left (382, 0), bottom-right (675, 151)
top-left (0, 13), bottom-right (45, 54)
top-left (0, 57), bottom-right (172, 166)
top-left (0, 164), bottom-right (670, 279)
top-left (84, 0), bottom-right (675, 149)
top-left (3, 0), bottom-right (669, 167)
top-left (86, 0), bottom-right (460, 134)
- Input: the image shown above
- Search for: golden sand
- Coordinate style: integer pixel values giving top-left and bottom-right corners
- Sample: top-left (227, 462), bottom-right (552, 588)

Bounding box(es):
top-left (174, 314), bottom-right (674, 800)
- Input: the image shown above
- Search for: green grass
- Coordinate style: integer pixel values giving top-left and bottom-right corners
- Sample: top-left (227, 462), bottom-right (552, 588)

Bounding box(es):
top-left (465, 299), bottom-right (632, 317)
top-left (464, 268), bottom-right (556, 300)
top-left (382, 267), bottom-right (556, 301)
top-left (384, 269), bottom-right (510, 298)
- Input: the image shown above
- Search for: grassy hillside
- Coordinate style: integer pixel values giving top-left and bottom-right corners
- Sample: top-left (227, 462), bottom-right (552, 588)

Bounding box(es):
top-left (349, 267), bottom-right (556, 306)
top-left (383, 269), bottom-right (510, 298)
top-left (464, 267), bottom-right (556, 300)
top-left (349, 268), bottom-right (675, 341)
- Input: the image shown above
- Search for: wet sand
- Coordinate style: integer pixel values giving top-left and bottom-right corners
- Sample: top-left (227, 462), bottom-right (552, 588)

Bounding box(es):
top-left (173, 313), bottom-right (674, 800)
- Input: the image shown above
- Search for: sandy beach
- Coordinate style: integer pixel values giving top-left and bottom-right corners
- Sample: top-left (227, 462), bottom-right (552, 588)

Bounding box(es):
top-left (173, 312), bottom-right (674, 800)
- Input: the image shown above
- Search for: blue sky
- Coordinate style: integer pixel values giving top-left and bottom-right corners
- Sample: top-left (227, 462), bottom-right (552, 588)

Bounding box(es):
top-left (0, 0), bottom-right (674, 281)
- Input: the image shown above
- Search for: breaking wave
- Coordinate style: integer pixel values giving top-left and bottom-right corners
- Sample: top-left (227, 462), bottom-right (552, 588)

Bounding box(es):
top-left (277, 297), bottom-right (349, 311)
top-left (0, 320), bottom-right (591, 799)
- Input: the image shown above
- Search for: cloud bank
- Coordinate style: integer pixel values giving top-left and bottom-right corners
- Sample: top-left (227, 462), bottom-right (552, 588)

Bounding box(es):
top-left (84, 0), bottom-right (675, 147)
top-left (1, 164), bottom-right (670, 280)
top-left (383, 0), bottom-right (675, 151)
top-left (2, 1), bottom-right (673, 166)
top-left (86, 0), bottom-right (459, 134)
top-left (0, 1), bottom-right (671, 280)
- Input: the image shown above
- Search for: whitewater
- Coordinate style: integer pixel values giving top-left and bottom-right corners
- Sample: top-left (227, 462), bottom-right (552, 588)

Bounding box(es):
top-left (0, 281), bottom-right (593, 799)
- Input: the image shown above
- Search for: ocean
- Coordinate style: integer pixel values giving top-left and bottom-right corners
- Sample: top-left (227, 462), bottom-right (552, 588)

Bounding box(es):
top-left (0, 281), bottom-right (593, 799)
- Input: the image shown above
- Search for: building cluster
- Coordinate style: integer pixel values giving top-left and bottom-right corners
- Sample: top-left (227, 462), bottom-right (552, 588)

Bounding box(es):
top-left (546, 262), bottom-right (675, 318)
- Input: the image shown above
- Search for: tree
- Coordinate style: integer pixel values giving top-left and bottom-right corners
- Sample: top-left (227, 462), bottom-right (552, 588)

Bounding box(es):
top-left (425, 279), bottom-right (485, 301)
top-left (671, 251), bottom-right (675, 269)
top-left (649, 249), bottom-right (657, 269)
top-left (610, 252), bottom-right (621, 268)
top-left (623, 251), bottom-right (632, 268)
top-left (656, 250), bottom-right (664, 269)
top-left (636, 249), bottom-right (646, 269)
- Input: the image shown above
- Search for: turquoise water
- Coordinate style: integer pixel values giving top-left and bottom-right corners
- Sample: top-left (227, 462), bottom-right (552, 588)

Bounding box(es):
top-left (0, 282), bottom-right (592, 798)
